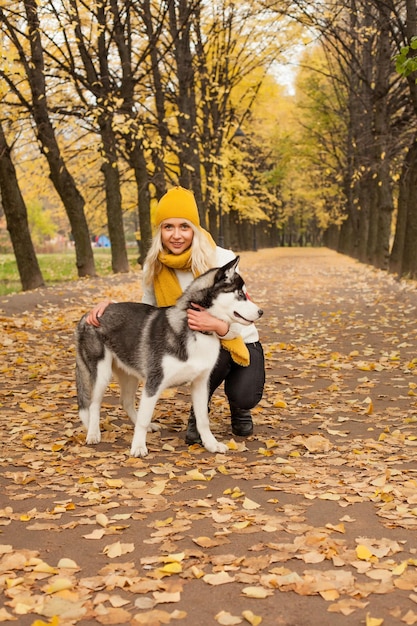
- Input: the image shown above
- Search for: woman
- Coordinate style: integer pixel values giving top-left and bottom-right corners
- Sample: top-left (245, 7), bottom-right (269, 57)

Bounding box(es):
top-left (87, 186), bottom-right (265, 443)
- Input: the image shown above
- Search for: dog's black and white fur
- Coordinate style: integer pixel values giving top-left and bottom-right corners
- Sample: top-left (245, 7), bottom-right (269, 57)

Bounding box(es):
top-left (75, 257), bottom-right (263, 457)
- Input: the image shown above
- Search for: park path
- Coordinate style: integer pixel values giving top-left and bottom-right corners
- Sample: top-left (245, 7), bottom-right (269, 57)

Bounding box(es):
top-left (1, 247), bottom-right (417, 626)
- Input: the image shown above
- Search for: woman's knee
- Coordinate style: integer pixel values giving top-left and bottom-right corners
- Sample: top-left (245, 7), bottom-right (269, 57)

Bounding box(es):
top-left (226, 344), bottom-right (265, 409)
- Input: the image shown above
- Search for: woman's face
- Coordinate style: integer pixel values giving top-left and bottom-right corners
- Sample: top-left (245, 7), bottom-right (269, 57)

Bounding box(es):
top-left (160, 218), bottom-right (194, 255)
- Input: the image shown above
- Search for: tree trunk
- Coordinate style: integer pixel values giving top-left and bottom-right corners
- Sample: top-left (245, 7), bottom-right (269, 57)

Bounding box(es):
top-left (139, 0), bottom-right (168, 200)
top-left (110, 0), bottom-right (156, 261)
top-left (374, 164), bottom-right (393, 270)
top-left (168, 2), bottom-right (205, 225)
top-left (390, 134), bottom-right (417, 275)
top-left (401, 141), bottom-right (417, 278)
top-left (99, 116), bottom-right (129, 273)
top-left (130, 142), bottom-right (153, 264)
top-left (336, 3), bottom-right (369, 260)
top-left (95, 4), bottom-right (128, 274)
top-left (399, 0), bottom-right (417, 277)
top-left (24, 0), bottom-right (95, 277)
top-left (363, 175), bottom-right (377, 263)
top-left (0, 123), bottom-right (44, 291)
top-left (371, 3), bottom-right (394, 270)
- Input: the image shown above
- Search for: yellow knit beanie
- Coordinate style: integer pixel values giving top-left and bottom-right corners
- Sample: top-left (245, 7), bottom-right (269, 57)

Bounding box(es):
top-left (154, 186), bottom-right (200, 227)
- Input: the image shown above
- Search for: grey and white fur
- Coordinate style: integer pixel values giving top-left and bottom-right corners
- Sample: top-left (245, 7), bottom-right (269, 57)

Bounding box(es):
top-left (75, 257), bottom-right (263, 457)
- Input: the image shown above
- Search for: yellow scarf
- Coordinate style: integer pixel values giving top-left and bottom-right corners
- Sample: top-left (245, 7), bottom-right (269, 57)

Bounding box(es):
top-left (154, 248), bottom-right (250, 367)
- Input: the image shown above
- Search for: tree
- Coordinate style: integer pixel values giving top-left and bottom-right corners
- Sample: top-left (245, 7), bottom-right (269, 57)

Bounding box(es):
top-left (45, 0), bottom-right (129, 272)
top-left (317, 0), bottom-right (401, 268)
top-left (0, 0), bottom-right (96, 277)
top-left (390, 2), bottom-right (417, 278)
top-left (0, 121), bottom-right (44, 290)
top-left (269, 0), bottom-right (413, 271)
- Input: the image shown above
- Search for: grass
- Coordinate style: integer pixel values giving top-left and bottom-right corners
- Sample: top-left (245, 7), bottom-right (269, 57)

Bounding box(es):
top-left (0, 248), bottom-right (140, 296)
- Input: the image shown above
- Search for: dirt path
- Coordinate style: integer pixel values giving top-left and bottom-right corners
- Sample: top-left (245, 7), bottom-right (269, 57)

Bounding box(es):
top-left (1, 248), bottom-right (417, 626)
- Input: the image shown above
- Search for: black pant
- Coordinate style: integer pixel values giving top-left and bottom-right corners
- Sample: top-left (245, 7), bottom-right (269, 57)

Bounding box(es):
top-left (208, 342), bottom-right (265, 410)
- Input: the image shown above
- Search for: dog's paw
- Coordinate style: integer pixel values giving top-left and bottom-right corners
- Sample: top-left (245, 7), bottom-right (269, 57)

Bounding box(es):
top-left (130, 443), bottom-right (148, 457)
top-left (203, 439), bottom-right (228, 454)
top-left (214, 441), bottom-right (229, 454)
top-left (86, 431), bottom-right (101, 445)
top-left (148, 423), bottom-right (160, 432)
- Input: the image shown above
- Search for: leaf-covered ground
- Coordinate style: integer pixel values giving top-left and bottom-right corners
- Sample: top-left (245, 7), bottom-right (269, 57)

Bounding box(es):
top-left (1, 247), bottom-right (417, 626)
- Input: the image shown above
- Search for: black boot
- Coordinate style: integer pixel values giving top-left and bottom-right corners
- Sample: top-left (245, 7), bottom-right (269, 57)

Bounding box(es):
top-left (185, 409), bottom-right (202, 445)
top-left (231, 407), bottom-right (253, 437)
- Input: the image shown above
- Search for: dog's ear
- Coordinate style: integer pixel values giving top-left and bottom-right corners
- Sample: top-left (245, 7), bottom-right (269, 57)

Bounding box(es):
top-left (216, 256), bottom-right (239, 283)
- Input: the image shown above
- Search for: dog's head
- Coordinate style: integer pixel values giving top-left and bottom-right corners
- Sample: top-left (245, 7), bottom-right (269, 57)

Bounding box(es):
top-left (184, 257), bottom-right (263, 326)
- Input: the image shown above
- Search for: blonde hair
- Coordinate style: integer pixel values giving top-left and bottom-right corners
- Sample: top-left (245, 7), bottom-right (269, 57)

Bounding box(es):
top-left (143, 221), bottom-right (217, 287)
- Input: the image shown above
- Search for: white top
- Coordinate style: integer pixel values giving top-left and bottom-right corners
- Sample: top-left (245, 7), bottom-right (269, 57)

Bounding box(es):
top-left (142, 246), bottom-right (259, 343)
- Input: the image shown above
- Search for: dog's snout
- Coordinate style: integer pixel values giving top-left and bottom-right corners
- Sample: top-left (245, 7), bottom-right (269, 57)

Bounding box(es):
top-left (258, 309), bottom-right (263, 318)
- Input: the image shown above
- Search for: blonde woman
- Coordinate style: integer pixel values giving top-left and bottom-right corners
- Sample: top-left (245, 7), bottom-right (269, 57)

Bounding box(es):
top-left (87, 186), bottom-right (265, 442)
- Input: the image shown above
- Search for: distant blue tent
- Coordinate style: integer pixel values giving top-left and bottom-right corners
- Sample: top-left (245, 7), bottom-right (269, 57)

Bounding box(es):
top-left (97, 235), bottom-right (111, 248)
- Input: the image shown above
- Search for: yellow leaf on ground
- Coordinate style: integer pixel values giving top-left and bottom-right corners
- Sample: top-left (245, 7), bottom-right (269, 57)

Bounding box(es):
top-left (203, 571), bottom-right (235, 585)
top-left (319, 589), bottom-right (340, 601)
top-left (192, 536), bottom-right (221, 548)
top-left (103, 542), bottom-right (135, 558)
top-left (232, 521), bottom-right (251, 530)
top-left (155, 517), bottom-right (173, 527)
top-left (190, 565), bottom-right (205, 579)
top-left (366, 614), bottom-right (384, 626)
top-left (158, 562), bottom-right (182, 575)
top-left (356, 545), bottom-right (374, 561)
top-left (325, 523), bottom-right (345, 534)
top-left (242, 497), bottom-right (261, 510)
top-left (147, 481), bottom-right (167, 495)
top-left (242, 609), bottom-right (263, 625)
top-left (215, 610), bottom-right (242, 625)
top-left (186, 469), bottom-right (207, 481)
top-left (33, 561), bottom-right (58, 574)
top-left (303, 435), bottom-right (332, 453)
top-left (152, 591), bottom-right (181, 603)
top-left (241, 587), bottom-right (273, 599)
top-left (105, 478), bottom-right (124, 488)
top-left (392, 561), bottom-right (408, 576)
top-left (57, 558), bottom-right (79, 569)
top-left (96, 513), bottom-right (109, 527)
top-left (83, 529), bottom-right (106, 540)
top-left (31, 617), bottom-right (60, 626)
top-left (44, 577), bottom-right (73, 594)
top-left (20, 402), bottom-right (42, 413)
top-left (273, 400), bottom-right (287, 408)
top-left (0, 607), bottom-right (18, 621)
top-left (265, 439), bottom-right (279, 449)
top-left (318, 492), bottom-right (340, 501)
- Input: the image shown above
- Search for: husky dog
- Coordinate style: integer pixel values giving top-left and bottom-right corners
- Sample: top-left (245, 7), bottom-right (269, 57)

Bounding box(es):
top-left (75, 257), bottom-right (263, 457)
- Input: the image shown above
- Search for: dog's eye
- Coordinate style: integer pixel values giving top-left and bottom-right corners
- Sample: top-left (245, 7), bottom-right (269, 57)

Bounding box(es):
top-left (237, 289), bottom-right (247, 300)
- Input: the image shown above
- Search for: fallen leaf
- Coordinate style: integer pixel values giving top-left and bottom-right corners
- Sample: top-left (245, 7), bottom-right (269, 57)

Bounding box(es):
top-left (203, 571), bottom-right (235, 585)
top-left (242, 610), bottom-right (263, 625)
top-left (103, 542), bottom-right (135, 558)
top-left (241, 587), bottom-right (273, 599)
top-left (215, 610), bottom-right (242, 625)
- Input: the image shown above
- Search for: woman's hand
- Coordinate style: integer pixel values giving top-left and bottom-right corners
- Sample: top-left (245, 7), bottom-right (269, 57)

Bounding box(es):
top-left (187, 303), bottom-right (229, 337)
top-left (85, 300), bottom-right (111, 327)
